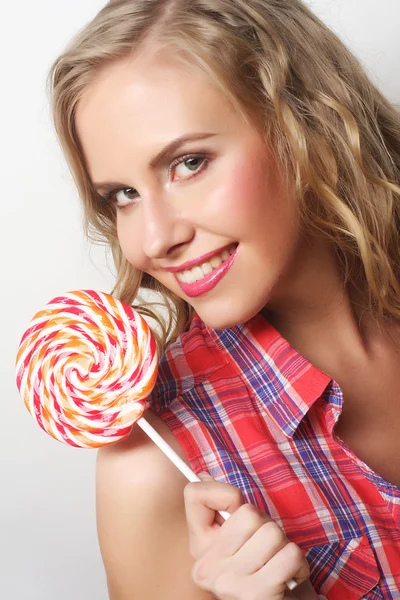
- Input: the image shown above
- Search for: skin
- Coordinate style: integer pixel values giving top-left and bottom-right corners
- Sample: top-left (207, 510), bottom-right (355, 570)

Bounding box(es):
top-left (76, 45), bottom-right (399, 599)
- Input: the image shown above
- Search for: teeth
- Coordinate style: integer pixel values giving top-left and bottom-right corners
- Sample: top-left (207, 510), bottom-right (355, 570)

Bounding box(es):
top-left (193, 266), bottom-right (204, 281)
top-left (201, 262), bottom-right (213, 276)
top-left (221, 250), bottom-right (230, 261)
top-left (176, 245), bottom-right (236, 284)
top-left (209, 255), bottom-right (223, 269)
top-left (184, 269), bottom-right (195, 284)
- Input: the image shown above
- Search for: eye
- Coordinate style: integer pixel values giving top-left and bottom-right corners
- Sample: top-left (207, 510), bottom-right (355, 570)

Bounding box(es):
top-left (170, 154), bottom-right (208, 181)
top-left (114, 188), bottom-right (139, 208)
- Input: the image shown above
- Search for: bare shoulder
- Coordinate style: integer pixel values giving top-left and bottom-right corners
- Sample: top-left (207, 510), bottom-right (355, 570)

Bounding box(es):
top-left (96, 409), bottom-right (211, 600)
top-left (97, 408), bottom-right (188, 494)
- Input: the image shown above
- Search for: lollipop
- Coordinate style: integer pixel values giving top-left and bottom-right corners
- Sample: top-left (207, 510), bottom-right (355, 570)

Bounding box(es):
top-left (15, 289), bottom-right (157, 447)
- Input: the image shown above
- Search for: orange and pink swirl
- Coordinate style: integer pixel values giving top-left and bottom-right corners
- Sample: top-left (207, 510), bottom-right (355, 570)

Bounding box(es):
top-left (15, 290), bottom-right (158, 448)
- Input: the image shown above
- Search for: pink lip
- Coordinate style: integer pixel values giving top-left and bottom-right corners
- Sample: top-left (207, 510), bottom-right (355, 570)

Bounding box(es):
top-left (164, 243), bottom-right (236, 273)
top-left (175, 245), bottom-right (239, 298)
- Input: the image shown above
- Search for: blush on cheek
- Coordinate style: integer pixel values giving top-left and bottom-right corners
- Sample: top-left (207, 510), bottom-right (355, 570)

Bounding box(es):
top-left (206, 157), bottom-right (274, 227)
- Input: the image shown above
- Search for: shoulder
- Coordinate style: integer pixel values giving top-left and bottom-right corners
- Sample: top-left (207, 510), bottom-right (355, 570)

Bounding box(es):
top-left (96, 410), bottom-right (211, 599)
top-left (97, 410), bottom-right (191, 520)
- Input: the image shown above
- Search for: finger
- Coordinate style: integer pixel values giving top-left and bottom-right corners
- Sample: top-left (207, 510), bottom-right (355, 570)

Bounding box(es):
top-left (206, 502), bottom-right (273, 560)
top-left (196, 472), bottom-right (228, 526)
top-left (255, 541), bottom-right (310, 592)
top-left (230, 515), bottom-right (288, 574)
top-left (184, 479), bottom-right (245, 554)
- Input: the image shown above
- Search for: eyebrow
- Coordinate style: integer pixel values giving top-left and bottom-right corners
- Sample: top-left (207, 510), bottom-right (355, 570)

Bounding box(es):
top-left (93, 132), bottom-right (217, 195)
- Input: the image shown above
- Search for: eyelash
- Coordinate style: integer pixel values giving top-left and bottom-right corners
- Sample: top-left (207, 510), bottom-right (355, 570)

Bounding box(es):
top-left (99, 152), bottom-right (210, 209)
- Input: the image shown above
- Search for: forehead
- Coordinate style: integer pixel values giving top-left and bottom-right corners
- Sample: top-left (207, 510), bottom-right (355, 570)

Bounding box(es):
top-left (75, 50), bottom-right (242, 180)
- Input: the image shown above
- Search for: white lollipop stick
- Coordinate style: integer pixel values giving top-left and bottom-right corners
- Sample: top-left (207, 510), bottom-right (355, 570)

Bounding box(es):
top-left (136, 416), bottom-right (297, 591)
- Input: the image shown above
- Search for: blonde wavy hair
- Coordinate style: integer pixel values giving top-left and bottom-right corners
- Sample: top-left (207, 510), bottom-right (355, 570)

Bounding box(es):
top-left (49, 0), bottom-right (400, 356)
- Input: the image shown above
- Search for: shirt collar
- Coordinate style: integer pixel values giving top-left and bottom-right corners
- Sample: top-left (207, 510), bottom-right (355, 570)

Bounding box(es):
top-left (201, 312), bottom-right (332, 438)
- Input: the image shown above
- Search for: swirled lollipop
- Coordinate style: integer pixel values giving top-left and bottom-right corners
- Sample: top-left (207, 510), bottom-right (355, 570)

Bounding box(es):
top-left (15, 290), bottom-right (158, 448)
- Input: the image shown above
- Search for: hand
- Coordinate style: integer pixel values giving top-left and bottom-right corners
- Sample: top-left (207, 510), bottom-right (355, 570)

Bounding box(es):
top-left (184, 472), bottom-right (320, 600)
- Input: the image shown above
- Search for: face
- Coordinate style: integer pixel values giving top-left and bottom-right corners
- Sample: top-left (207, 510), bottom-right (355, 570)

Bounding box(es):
top-left (76, 48), bottom-right (302, 330)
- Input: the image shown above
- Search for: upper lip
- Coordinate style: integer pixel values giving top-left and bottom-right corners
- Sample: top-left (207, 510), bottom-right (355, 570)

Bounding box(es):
top-left (164, 243), bottom-right (236, 273)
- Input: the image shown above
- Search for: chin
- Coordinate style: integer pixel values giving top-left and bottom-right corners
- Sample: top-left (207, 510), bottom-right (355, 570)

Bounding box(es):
top-left (201, 315), bottom-right (242, 330)
top-left (196, 300), bottom-right (267, 331)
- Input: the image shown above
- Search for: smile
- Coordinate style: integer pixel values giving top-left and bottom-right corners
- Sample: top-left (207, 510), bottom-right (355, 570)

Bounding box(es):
top-left (173, 243), bottom-right (239, 298)
top-left (176, 244), bottom-right (237, 283)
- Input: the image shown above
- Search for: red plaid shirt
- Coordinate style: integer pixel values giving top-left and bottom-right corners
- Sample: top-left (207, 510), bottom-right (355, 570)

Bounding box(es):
top-left (147, 312), bottom-right (400, 599)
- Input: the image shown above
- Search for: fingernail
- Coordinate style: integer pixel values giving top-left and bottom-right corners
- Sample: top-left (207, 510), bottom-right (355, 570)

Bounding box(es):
top-left (287, 579), bottom-right (298, 591)
top-left (197, 471), bottom-right (213, 480)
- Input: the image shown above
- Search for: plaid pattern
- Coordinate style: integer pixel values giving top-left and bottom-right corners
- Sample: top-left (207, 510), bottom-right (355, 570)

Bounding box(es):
top-left (147, 313), bottom-right (400, 598)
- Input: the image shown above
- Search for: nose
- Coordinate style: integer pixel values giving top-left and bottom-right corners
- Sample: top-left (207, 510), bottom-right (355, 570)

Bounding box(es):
top-left (141, 194), bottom-right (194, 259)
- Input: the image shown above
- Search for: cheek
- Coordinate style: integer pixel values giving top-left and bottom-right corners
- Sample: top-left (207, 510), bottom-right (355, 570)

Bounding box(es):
top-left (201, 158), bottom-right (273, 231)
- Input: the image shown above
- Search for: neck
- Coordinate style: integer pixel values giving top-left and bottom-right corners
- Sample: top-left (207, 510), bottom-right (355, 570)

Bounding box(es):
top-left (262, 237), bottom-right (394, 378)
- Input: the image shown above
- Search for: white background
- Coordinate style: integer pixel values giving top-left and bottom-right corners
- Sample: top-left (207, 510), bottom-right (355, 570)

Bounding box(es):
top-left (1, 1), bottom-right (399, 598)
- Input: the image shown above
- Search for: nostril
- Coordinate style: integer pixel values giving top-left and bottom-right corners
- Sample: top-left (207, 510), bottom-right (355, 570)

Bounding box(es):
top-left (167, 241), bottom-right (189, 256)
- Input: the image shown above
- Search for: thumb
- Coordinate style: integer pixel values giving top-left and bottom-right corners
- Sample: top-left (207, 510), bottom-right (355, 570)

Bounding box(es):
top-left (197, 471), bottom-right (215, 481)
top-left (184, 474), bottom-right (244, 537)
top-left (194, 471), bottom-right (233, 527)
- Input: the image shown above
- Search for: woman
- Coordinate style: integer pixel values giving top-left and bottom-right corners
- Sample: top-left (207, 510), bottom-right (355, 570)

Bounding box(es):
top-left (49, 0), bottom-right (400, 597)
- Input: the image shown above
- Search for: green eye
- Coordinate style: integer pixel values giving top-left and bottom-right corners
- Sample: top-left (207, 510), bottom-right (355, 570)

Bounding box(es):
top-left (185, 157), bottom-right (203, 170)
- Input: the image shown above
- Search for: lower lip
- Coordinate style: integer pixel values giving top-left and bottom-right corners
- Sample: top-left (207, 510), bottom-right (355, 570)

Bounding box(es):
top-left (175, 246), bottom-right (238, 298)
